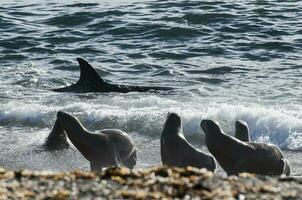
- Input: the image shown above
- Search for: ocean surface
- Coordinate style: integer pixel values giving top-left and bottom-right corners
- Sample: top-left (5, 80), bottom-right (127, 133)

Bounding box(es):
top-left (0, 0), bottom-right (301, 175)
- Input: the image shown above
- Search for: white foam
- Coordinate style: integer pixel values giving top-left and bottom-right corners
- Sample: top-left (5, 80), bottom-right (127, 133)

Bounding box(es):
top-left (0, 97), bottom-right (301, 150)
top-left (199, 103), bottom-right (302, 149)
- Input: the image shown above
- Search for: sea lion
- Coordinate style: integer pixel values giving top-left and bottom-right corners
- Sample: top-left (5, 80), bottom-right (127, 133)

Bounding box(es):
top-left (161, 113), bottom-right (216, 171)
top-left (44, 118), bottom-right (70, 150)
top-left (56, 111), bottom-right (136, 171)
top-left (234, 120), bottom-right (291, 176)
top-left (235, 120), bottom-right (250, 142)
top-left (201, 119), bottom-right (290, 176)
top-left (52, 58), bottom-right (172, 93)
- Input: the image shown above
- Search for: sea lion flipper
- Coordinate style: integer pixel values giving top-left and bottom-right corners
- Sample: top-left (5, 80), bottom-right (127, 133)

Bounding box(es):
top-left (44, 118), bottom-right (69, 150)
top-left (282, 158), bottom-right (291, 176)
top-left (113, 149), bottom-right (123, 168)
top-left (90, 161), bottom-right (103, 172)
top-left (123, 148), bottom-right (137, 169)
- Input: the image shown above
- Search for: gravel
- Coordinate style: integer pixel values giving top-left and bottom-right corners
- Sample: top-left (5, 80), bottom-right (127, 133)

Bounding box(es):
top-left (0, 166), bottom-right (301, 199)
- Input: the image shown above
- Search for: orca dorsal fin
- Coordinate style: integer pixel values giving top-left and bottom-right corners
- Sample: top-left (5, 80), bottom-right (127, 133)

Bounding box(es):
top-left (52, 58), bottom-right (106, 93)
top-left (76, 58), bottom-right (105, 85)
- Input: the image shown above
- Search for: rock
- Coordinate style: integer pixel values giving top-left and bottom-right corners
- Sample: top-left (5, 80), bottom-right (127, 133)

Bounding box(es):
top-left (0, 166), bottom-right (301, 199)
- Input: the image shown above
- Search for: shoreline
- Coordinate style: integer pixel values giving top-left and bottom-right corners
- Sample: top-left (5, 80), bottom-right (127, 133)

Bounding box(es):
top-left (0, 166), bottom-right (301, 199)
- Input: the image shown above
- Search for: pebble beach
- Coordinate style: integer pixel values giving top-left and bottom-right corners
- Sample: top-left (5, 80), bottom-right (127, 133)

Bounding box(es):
top-left (1, 166), bottom-right (302, 199)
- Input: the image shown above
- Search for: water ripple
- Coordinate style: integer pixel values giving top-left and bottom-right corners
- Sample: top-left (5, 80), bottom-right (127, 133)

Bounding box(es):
top-left (0, 0), bottom-right (300, 106)
top-left (44, 12), bottom-right (95, 27)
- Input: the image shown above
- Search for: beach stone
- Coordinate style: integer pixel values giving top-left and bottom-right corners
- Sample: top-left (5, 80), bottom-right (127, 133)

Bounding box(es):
top-left (0, 166), bottom-right (301, 199)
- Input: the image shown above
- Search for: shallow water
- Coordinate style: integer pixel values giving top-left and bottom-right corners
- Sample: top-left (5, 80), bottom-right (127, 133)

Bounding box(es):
top-left (0, 0), bottom-right (301, 174)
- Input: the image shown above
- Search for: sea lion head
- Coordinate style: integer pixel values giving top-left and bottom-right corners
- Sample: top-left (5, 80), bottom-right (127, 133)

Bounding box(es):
top-left (162, 112), bottom-right (182, 135)
top-left (57, 111), bottom-right (86, 133)
top-left (235, 120), bottom-right (248, 132)
top-left (235, 120), bottom-right (250, 141)
top-left (200, 119), bottom-right (222, 136)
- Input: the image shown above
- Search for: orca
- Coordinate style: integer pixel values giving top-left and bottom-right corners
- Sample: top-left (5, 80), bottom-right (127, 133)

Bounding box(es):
top-left (52, 58), bottom-right (173, 93)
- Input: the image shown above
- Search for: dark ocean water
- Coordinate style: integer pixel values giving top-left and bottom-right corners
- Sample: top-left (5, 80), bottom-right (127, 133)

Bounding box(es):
top-left (0, 0), bottom-right (301, 174)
